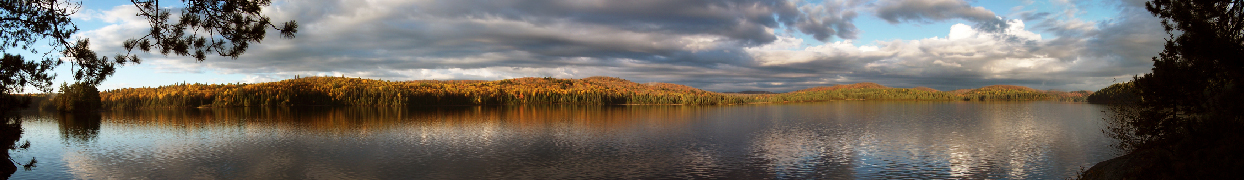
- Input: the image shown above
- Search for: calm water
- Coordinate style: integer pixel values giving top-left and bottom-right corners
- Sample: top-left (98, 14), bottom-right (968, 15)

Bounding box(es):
top-left (6, 101), bottom-right (1119, 179)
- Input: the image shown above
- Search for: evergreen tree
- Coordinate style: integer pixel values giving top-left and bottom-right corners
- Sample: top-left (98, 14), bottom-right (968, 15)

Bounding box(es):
top-left (53, 82), bottom-right (99, 112)
top-left (1089, 0), bottom-right (1244, 178)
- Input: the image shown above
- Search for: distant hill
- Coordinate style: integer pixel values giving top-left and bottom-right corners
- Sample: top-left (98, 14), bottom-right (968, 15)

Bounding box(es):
top-left (764, 82), bottom-right (1091, 102)
top-left (790, 82), bottom-right (889, 93)
top-left (762, 82), bottom-right (956, 102)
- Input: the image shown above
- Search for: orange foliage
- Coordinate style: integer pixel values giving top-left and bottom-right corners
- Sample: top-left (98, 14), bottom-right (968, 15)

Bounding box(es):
top-left (100, 76), bottom-right (746, 109)
top-left (97, 77), bottom-right (1093, 110)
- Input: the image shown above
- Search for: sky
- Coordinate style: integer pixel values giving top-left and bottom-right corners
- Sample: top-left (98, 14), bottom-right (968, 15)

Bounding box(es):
top-left (44, 0), bottom-right (1164, 92)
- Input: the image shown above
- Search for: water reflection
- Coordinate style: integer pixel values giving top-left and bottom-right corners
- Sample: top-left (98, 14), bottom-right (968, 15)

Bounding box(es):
top-left (746, 101), bottom-right (1116, 179)
top-left (97, 105), bottom-right (702, 134)
top-left (752, 127), bottom-right (856, 179)
top-left (56, 113), bottom-right (102, 144)
top-left (9, 102), bottom-right (1118, 179)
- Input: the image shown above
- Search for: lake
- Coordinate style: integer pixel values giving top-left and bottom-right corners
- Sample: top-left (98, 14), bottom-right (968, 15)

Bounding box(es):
top-left (5, 101), bottom-right (1119, 179)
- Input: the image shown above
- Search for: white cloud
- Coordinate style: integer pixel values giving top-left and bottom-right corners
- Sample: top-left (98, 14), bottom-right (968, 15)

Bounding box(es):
top-left (1005, 19), bottom-right (1042, 41)
top-left (74, 5), bottom-right (147, 51)
top-left (752, 19), bottom-right (1049, 75)
top-left (949, 19), bottom-right (1041, 41)
top-left (948, 23), bottom-right (976, 40)
top-left (73, 0), bottom-right (1166, 92)
top-left (742, 13), bottom-right (1159, 90)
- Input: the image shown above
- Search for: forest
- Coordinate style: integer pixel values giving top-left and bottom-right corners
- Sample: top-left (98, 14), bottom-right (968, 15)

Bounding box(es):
top-left (1084, 82), bottom-right (1139, 104)
top-left (13, 76), bottom-right (1096, 110)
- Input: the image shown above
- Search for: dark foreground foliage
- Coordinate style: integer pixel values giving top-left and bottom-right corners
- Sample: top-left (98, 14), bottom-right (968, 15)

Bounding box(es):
top-left (2, 113), bottom-right (34, 179)
top-left (1085, 82), bottom-right (1140, 104)
top-left (1081, 0), bottom-right (1244, 179)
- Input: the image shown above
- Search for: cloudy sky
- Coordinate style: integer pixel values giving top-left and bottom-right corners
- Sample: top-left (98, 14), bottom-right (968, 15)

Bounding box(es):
top-left (56, 0), bottom-right (1163, 92)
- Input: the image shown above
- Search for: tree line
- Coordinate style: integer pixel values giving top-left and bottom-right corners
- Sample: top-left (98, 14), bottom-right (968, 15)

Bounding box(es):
top-left (757, 83), bottom-right (1089, 103)
top-left (95, 76), bottom-right (750, 108)
top-left (8, 76), bottom-right (1098, 110)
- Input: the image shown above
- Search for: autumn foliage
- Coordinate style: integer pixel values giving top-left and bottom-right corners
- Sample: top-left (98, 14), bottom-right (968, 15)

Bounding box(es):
top-left (94, 77), bottom-right (1092, 109)
top-left (99, 76), bottom-right (748, 109)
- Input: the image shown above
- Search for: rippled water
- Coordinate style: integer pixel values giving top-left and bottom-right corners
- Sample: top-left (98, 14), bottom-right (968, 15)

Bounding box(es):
top-left (5, 101), bottom-right (1119, 179)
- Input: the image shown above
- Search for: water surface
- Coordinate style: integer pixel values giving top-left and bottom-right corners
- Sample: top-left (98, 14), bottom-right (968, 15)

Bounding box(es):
top-left (7, 101), bottom-right (1119, 179)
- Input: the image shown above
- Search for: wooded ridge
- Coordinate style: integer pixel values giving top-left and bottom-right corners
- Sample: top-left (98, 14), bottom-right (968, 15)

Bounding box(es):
top-left (18, 76), bottom-right (1097, 110)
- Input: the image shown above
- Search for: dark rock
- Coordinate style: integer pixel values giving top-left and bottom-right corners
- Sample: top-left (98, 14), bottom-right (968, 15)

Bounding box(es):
top-left (1081, 148), bottom-right (1181, 180)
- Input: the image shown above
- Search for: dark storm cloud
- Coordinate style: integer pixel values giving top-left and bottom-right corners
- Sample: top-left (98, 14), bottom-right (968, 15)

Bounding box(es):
top-left (872, 0), bottom-right (1010, 32)
top-left (793, 0), bottom-right (866, 41)
top-left (199, 0), bottom-right (866, 72)
top-left (144, 0), bottom-right (871, 87)
top-left (408, 0), bottom-right (862, 45)
top-left (80, 0), bottom-right (1167, 92)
